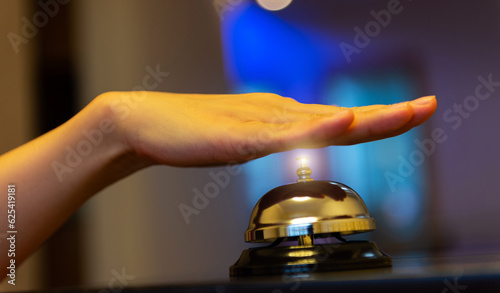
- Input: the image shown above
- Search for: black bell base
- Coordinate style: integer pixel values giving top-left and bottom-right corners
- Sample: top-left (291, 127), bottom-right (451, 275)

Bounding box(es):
top-left (230, 241), bottom-right (392, 277)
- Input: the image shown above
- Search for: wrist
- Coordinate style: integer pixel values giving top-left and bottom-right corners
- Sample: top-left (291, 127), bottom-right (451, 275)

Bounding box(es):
top-left (76, 93), bottom-right (152, 185)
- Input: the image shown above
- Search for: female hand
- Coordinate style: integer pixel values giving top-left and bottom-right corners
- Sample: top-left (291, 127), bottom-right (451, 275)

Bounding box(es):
top-left (105, 91), bottom-right (437, 167)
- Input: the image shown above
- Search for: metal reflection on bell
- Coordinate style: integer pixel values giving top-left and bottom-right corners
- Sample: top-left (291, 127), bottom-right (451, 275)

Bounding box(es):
top-left (230, 157), bottom-right (392, 278)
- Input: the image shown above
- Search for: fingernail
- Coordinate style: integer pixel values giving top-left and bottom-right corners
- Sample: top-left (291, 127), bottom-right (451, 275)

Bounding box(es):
top-left (411, 96), bottom-right (435, 105)
top-left (391, 102), bottom-right (408, 109)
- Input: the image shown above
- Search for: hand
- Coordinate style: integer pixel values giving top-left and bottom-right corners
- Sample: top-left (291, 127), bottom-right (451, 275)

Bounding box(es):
top-left (104, 92), bottom-right (437, 167)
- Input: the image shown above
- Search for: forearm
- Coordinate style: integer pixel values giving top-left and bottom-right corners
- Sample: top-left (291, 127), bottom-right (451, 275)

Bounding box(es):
top-left (0, 94), bottom-right (147, 275)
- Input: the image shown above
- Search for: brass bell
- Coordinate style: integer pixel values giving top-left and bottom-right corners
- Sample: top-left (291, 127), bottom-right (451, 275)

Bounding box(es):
top-left (230, 157), bottom-right (392, 277)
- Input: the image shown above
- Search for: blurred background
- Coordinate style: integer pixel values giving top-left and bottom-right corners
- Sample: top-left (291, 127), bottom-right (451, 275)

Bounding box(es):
top-left (1, 0), bottom-right (500, 290)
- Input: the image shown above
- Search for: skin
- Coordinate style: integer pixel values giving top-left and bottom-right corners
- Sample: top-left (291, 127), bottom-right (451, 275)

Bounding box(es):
top-left (0, 91), bottom-right (437, 277)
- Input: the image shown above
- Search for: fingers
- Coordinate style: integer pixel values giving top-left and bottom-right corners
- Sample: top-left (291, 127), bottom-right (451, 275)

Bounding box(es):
top-left (333, 96), bottom-right (438, 145)
top-left (335, 96), bottom-right (437, 144)
top-left (241, 96), bottom-right (437, 156)
top-left (373, 96), bottom-right (437, 140)
top-left (408, 96), bottom-right (437, 126)
top-left (335, 102), bottom-right (414, 145)
top-left (233, 109), bottom-right (355, 158)
top-left (271, 109), bottom-right (356, 150)
top-left (247, 95), bottom-right (436, 131)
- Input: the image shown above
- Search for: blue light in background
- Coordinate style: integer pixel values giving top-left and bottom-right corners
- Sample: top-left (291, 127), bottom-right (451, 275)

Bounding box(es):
top-left (323, 71), bottom-right (426, 243)
top-left (220, 2), bottom-right (325, 103)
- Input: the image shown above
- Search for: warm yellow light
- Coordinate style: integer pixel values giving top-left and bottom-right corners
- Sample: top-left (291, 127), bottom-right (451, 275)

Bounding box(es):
top-left (291, 217), bottom-right (317, 224)
top-left (288, 250), bottom-right (314, 257)
top-left (256, 0), bottom-right (293, 11)
top-left (297, 156), bottom-right (309, 168)
top-left (292, 196), bottom-right (311, 202)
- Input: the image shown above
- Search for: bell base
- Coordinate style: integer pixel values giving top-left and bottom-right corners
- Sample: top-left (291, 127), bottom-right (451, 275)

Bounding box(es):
top-left (230, 241), bottom-right (392, 277)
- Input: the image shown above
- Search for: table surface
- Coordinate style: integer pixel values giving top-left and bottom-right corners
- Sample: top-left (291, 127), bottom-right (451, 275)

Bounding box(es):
top-left (49, 253), bottom-right (500, 293)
